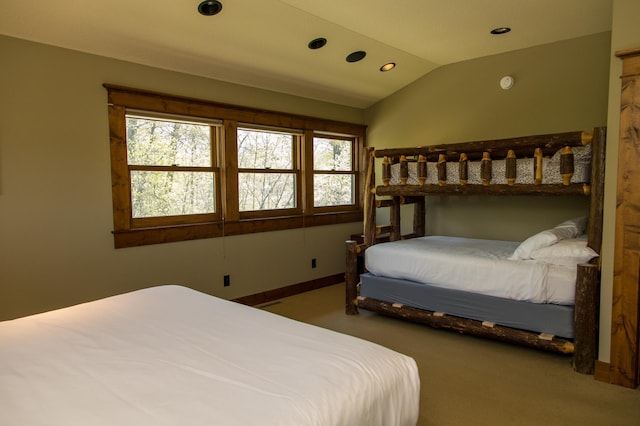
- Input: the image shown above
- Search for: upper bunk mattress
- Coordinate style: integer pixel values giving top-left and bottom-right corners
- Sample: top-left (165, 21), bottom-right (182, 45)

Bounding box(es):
top-left (365, 236), bottom-right (576, 305)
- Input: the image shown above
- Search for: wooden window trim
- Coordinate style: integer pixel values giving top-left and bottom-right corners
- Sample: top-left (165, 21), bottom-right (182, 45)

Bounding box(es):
top-left (312, 134), bottom-right (360, 213)
top-left (237, 126), bottom-right (302, 219)
top-left (127, 121), bottom-right (222, 228)
top-left (105, 85), bottom-right (365, 248)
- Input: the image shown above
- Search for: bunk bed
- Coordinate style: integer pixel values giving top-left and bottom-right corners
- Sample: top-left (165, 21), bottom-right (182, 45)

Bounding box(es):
top-left (345, 127), bottom-right (606, 375)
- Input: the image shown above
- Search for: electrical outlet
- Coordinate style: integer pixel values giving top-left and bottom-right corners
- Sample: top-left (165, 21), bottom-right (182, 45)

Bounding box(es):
top-left (311, 258), bottom-right (317, 268)
top-left (223, 275), bottom-right (230, 287)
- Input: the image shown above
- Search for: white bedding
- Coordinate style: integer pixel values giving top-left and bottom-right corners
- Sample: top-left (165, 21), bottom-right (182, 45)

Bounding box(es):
top-left (0, 285), bottom-right (420, 426)
top-left (365, 236), bottom-right (577, 304)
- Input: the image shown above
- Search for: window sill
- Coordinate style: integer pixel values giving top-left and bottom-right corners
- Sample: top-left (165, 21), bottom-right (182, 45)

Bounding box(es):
top-left (113, 210), bottom-right (363, 248)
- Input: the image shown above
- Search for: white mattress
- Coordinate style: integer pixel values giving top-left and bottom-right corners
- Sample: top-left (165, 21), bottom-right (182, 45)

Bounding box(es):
top-left (365, 236), bottom-right (576, 305)
top-left (0, 285), bottom-right (420, 426)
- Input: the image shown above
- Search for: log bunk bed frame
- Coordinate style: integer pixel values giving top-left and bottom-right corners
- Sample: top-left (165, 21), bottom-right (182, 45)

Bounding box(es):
top-left (345, 127), bottom-right (606, 375)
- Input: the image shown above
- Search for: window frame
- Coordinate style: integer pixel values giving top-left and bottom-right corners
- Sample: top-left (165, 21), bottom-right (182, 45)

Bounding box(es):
top-left (125, 111), bottom-right (222, 228)
top-left (236, 124), bottom-right (302, 219)
top-left (105, 85), bottom-right (366, 248)
top-left (311, 133), bottom-right (359, 213)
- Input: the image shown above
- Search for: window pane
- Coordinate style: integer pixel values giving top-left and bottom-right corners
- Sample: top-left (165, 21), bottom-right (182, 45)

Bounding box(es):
top-left (131, 171), bottom-right (214, 218)
top-left (238, 129), bottom-right (293, 169)
top-left (314, 174), bottom-right (354, 207)
top-left (239, 173), bottom-right (296, 211)
top-left (127, 117), bottom-right (211, 167)
top-left (313, 138), bottom-right (352, 171)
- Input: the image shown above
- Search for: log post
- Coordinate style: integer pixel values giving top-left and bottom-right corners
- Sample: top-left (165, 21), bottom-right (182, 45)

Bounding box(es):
top-left (345, 240), bottom-right (359, 315)
top-left (400, 155), bottom-right (408, 185)
top-left (506, 150), bottom-right (516, 185)
top-left (573, 263), bottom-right (600, 374)
top-left (413, 197), bottom-right (426, 237)
top-left (581, 129), bottom-right (594, 145)
top-left (480, 152), bottom-right (492, 186)
top-left (459, 153), bottom-right (468, 185)
top-left (363, 148), bottom-right (376, 247)
top-left (560, 146), bottom-right (574, 186)
top-left (390, 196), bottom-right (401, 241)
top-left (417, 155), bottom-right (427, 185)
top-left (534, 148), bottom-right (543, 185)
top-left (587, 127), bottom-right (606, 253)
top-left (382, 156), bottom-right (391, 186)
top-left (437, 154), bottom-right (447, 186)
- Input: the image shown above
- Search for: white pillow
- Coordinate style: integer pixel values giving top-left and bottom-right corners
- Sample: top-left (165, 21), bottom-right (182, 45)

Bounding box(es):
top-left (508, 216), bottom-right (587, 260)
top-left (508, 229), bottom-right (559, 260)
top-left (530, 238), bottom-right (598, 266)
top-left (552, 216), bottom-right (587, 240)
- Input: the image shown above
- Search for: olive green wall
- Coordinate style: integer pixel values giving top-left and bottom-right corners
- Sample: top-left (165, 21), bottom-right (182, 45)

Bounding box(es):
top-left (367, 32), bottom-right (610, 146)
top-left (0, 35), bottom-right (363, 320)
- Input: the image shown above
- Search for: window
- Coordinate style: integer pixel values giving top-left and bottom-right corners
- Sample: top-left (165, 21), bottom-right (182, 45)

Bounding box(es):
top-left (313, 136), bottom-right (356, 209)
top-left (106, 85), bottom-right (365, 248)
top-left (125, 114), bottom-right (220, 227)
top-left (237, 127), bottom-right (300, 217)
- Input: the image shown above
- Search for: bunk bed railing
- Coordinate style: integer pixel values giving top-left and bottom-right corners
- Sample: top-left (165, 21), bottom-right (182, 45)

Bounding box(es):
top-left (378, 131), bottom-right (594, 196)
top-left (374, 129), bottom-right (593, 161)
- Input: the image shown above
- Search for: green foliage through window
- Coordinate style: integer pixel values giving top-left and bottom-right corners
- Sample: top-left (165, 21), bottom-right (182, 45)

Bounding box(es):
top-left (313, 137), bottom-right (355, 207)
top-left (106, 84), bottom-right (365, 247)
top-left (238, 128), bottom-right (297, 212)
top-left (126, 116), bottom-right (216, 218)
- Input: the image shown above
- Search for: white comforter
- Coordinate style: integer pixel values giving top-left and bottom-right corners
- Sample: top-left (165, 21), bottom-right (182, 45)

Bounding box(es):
top-left (365, 236), bottom-right (576, 304)
top-left (0, 285), bottom-right (420, 426)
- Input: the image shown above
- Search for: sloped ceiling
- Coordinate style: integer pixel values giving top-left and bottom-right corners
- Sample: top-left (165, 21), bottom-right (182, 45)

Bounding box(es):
top-left (0, 0), bottom-right (612, 108)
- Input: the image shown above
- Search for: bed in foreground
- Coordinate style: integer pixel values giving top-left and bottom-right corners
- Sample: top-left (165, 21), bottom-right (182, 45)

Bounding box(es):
top-left (0, 285), bottom-right (420, 426)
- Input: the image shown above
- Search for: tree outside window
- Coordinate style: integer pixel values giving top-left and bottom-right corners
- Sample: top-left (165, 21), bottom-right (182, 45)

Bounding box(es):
top-left (126, 115), bottom-right (217, 219)
top-left (237, 128), bottom-right (298, 212)
top-left (106, 85), bottom-right (364, 248)
top-left (313, 136), bottom-right (355, 207)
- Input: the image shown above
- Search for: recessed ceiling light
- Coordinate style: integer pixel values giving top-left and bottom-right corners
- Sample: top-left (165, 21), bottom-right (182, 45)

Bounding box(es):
top-left (308, 38), bottom-right (327, 50)
top-left (380, 62), bottom-right (396, 72)
top-left (198, 0), bottom-right (223, 16)
top-left (490, 27), bottom-right (511, 35)
top-left (346, 51), bottom-right (366, 63)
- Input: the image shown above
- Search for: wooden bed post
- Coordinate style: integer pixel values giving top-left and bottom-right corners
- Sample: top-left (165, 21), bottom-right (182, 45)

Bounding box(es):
top-left (390, 197), bottom-right (401, 241)
top-left (573, 263), bottom-right (600, 373)
top-left (586, 127), bottom-right (606, 253)
top-left (345, 240), bottom-right (359, 315)
top-left (573, 126), bottom-right (606, 374)
top-left (363, 148), bottom-right (376, 247)
top-left (413, 197), bottom-right (426, 237)
top-left (346, 147), bottom-right (375, 315)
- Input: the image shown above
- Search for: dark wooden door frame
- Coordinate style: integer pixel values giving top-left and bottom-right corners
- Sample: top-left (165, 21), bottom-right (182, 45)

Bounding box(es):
top-left (597, 48), bottom-right (640, 389)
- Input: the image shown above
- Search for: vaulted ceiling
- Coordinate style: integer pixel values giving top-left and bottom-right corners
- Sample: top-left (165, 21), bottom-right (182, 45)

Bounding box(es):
top-left (1, 0), bottom-right (612, 108)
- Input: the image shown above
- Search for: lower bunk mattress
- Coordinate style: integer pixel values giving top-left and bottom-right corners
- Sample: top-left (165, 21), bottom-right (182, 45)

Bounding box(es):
top-left (364, 236), bottom-right (577, 305)
top-left (359, 273), bottom-right (574, 338)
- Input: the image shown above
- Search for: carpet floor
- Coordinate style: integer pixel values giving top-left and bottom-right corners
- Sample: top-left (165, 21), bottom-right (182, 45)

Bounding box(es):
top-left (261, 283), bottom-right (640, 426)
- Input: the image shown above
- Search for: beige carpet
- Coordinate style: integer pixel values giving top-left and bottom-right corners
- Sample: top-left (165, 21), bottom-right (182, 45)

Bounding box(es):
top-left (261, 283), bottom-right (640, 426)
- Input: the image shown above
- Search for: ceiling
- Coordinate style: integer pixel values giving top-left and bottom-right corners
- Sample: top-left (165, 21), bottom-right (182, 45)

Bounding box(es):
top-left (1, 0), bottom-right (612, 108)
